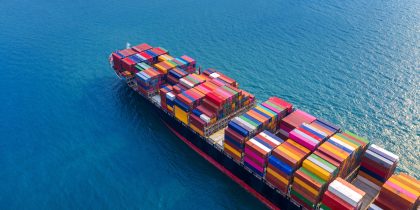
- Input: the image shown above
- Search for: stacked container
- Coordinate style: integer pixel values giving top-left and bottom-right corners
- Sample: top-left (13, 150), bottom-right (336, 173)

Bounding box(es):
top-left (359, 144), bottom-right (399, 186)
top-left (112, 48), bottom-right (137, 72)
top-left (371, 174), bottom-right (419, 210)
top-left (223, 97), bottom-right (289, 161)
top-left (202, 68), bottom-right (238, 87)
top-left (315, 132), bottom-right (364, 178)
top-left (159, 85), bottom-right (173, 110)
top-left (291, 153), bottom-right (339, 209)
top-left (179, 74), bottom-right (206, 89)
top-left (149, 47), bottom-right (168, 58)
top-left (158, 54), bottom-right (174, 62)
top-left (166, 92), bottom-right (176, 113)
top-left (131, 43), bottom-right (153, 53)
top-left (259, 97), bottom-right (293, 132)
top-left (320, 178), bottom-right (366, 210)
top-left (266, 139), bottom-right (311, 194)
top-left (174, 88), bottom-right (206, 125)
top-left (243, 131), bottom-right (283, 177)
top-left (167, 68), bottom-right (188, 85)
top-left (289, 126), bottom-right (325, 152)
top-left (134, 62), bottom-right (152, 73)
top-left (154, 60), bottom-right (178, 74)
top-left (278, 109), bottom-right (316, 140)
top-left (135, 68), bottom-right (164, 95)
top-left (179, 55), bottom-right (196, 73)
top-left (340, 131), bottom-right (370, 163)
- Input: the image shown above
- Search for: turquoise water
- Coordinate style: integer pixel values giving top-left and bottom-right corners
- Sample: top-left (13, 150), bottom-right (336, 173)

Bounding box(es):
top-left (0, 0), bottom-right (419, 209)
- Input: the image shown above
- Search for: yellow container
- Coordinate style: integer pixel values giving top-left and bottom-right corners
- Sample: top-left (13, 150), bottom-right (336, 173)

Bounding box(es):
top-left (224, 142), bottom-right (241, 158)
top-left (302, 159), bottom-right (331, 181)
top-left (277, 145), bottom-right (301, 162)
top-left (267, 167), bottom-right (289, 185)
top-left (294, 177), bottom-right (319, 196)
top-left (174, 105), bottom-right (189, 125)
top-left (158, 54), bottom-right (174, 62)
top-left (154, 63), bottom-right (168, 74)
top-left (190, 124), bottom-right (204, 136)
top-left (167, 105), bottom-right (173, 112)
top-left (164, 60), bottom-right (176, 68)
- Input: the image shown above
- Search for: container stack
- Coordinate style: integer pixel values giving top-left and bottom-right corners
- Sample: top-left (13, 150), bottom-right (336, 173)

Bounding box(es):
top-left (243, 131), bottom-right (283, 177)
top-left (202, 68), bottom-right (238, 87)
top-left (179, 74), bottom-right (206, 89)
top-left (340, 131), bottom-right (370, 164)
top-left (289, 126), bottom-right (324, 152)
top-left (154, 60), bottom-right (177, 74)
top-left (371, 174), bottom-right (419, 210)
top-left (157, 54), bottom-right (174, 62)
top-left (179, 55), bottom-right (196, 73)
top-left (135, 68), bottom-right (164, 95)
top-left (291, 153), bottom-right (339, 209)
top-left (131, 43), bottom-right (153, 53)
top-left (359, 144), bottom-right (399, 187)
top-left (320, 178), bottom-right (366, 210)
top-left (204, 85), bottom-right (245, 120)
top-left (259, 97), bottom-right (293, 133)
top-left (159, 85), bottom-right (173, 110)
top-left (266, 139), bottom-right (311, 194)
top-left (315, 132), bottom-right (364, 178)
top-left (167, 68), bottom-right (188, 85)
top-left (149, 47), bottom-right (168, 58)
top-left (307, 119), bottom-right (340, 140)
top-left (174, 88), bottom-right (206, 125)
top-left (278, 109), bottom-right (316, 140)
top-left (134, 62), bottom-right (152, 73)
top-left (112, 48), bottom-right (137, 72)
top-left (166, 92), bottom-right (176, 113)
top-left (173, 83), bottom-right (189, 94)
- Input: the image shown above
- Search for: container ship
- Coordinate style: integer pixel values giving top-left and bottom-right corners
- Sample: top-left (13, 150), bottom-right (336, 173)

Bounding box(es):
top-left (109, 43), bottom-right (419, 210)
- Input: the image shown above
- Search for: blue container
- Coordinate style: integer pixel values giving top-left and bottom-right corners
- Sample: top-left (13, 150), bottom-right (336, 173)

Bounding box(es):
top-left (192, 109), bottom-right (202, 117)
top-left (252, 108), bottom-right (272, 123)
top-left (174, 99), bottom-right (190, 112)
top-left (129, 54), bottom-right (145, 64)
top-left (268, 156), bottom-right (293, 176)
top-left (228, 121), bottom-right (248, 137)
top-left (300, 124), bottom-right (325, 139)
top-left (225, 135), bottom-right (244, 149)
top-left (261, 130), bottom-right (283, 144)
top-left (242, 113), bottom-right (263, 129)
top-left (316, 119), bottom-right (340, 132)
top-left (253, 136), bottom-right (274, 150)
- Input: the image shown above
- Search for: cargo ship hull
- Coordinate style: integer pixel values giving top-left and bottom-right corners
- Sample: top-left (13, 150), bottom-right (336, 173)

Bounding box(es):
top-left (141, 93), bottom-right (300, 210)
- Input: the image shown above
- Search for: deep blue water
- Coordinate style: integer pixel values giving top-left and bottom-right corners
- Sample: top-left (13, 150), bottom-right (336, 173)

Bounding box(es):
top-left (0, 0), bottom-right (419, 209)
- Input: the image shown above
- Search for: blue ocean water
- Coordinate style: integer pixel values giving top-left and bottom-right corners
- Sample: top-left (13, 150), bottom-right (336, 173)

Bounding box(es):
top-left (0, 0), bottom-right (419, 209)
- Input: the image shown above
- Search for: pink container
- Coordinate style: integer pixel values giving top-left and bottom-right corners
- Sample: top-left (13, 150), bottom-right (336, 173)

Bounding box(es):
top-left (244, 147), bottom-right (265, 165)
top-left (244, 156), bottom-right (264, 173)
top-left (289, 130), bottom-right (317, 151)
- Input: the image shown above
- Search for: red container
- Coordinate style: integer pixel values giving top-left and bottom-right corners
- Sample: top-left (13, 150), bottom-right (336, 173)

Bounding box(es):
top-left (150, 47), bottom-right (167, 56)
top-left (269, 97), bottom-right (293, 113)
top-left (132, 43), bottom-right (152, 53)
top-left (202, 99), bottom-right (220, 113)
top-left (266, 172), bottom-right (288, 193)
top-left (189, 114), bottom-right (206, 129)
top-left (225, 127), bottom-right (246, 144)
top-left (139, 51), bottom-right (154, 63)
top-left (121, 57), bottom-right (137, 72)
top-left (321, 191), bottom-right (353, 210)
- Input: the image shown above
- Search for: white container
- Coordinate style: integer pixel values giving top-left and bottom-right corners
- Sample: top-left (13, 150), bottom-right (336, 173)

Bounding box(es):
top-left (210, 72), bottom-right (220, 79)
top-left (200, 114), bottom-right (211, 123)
